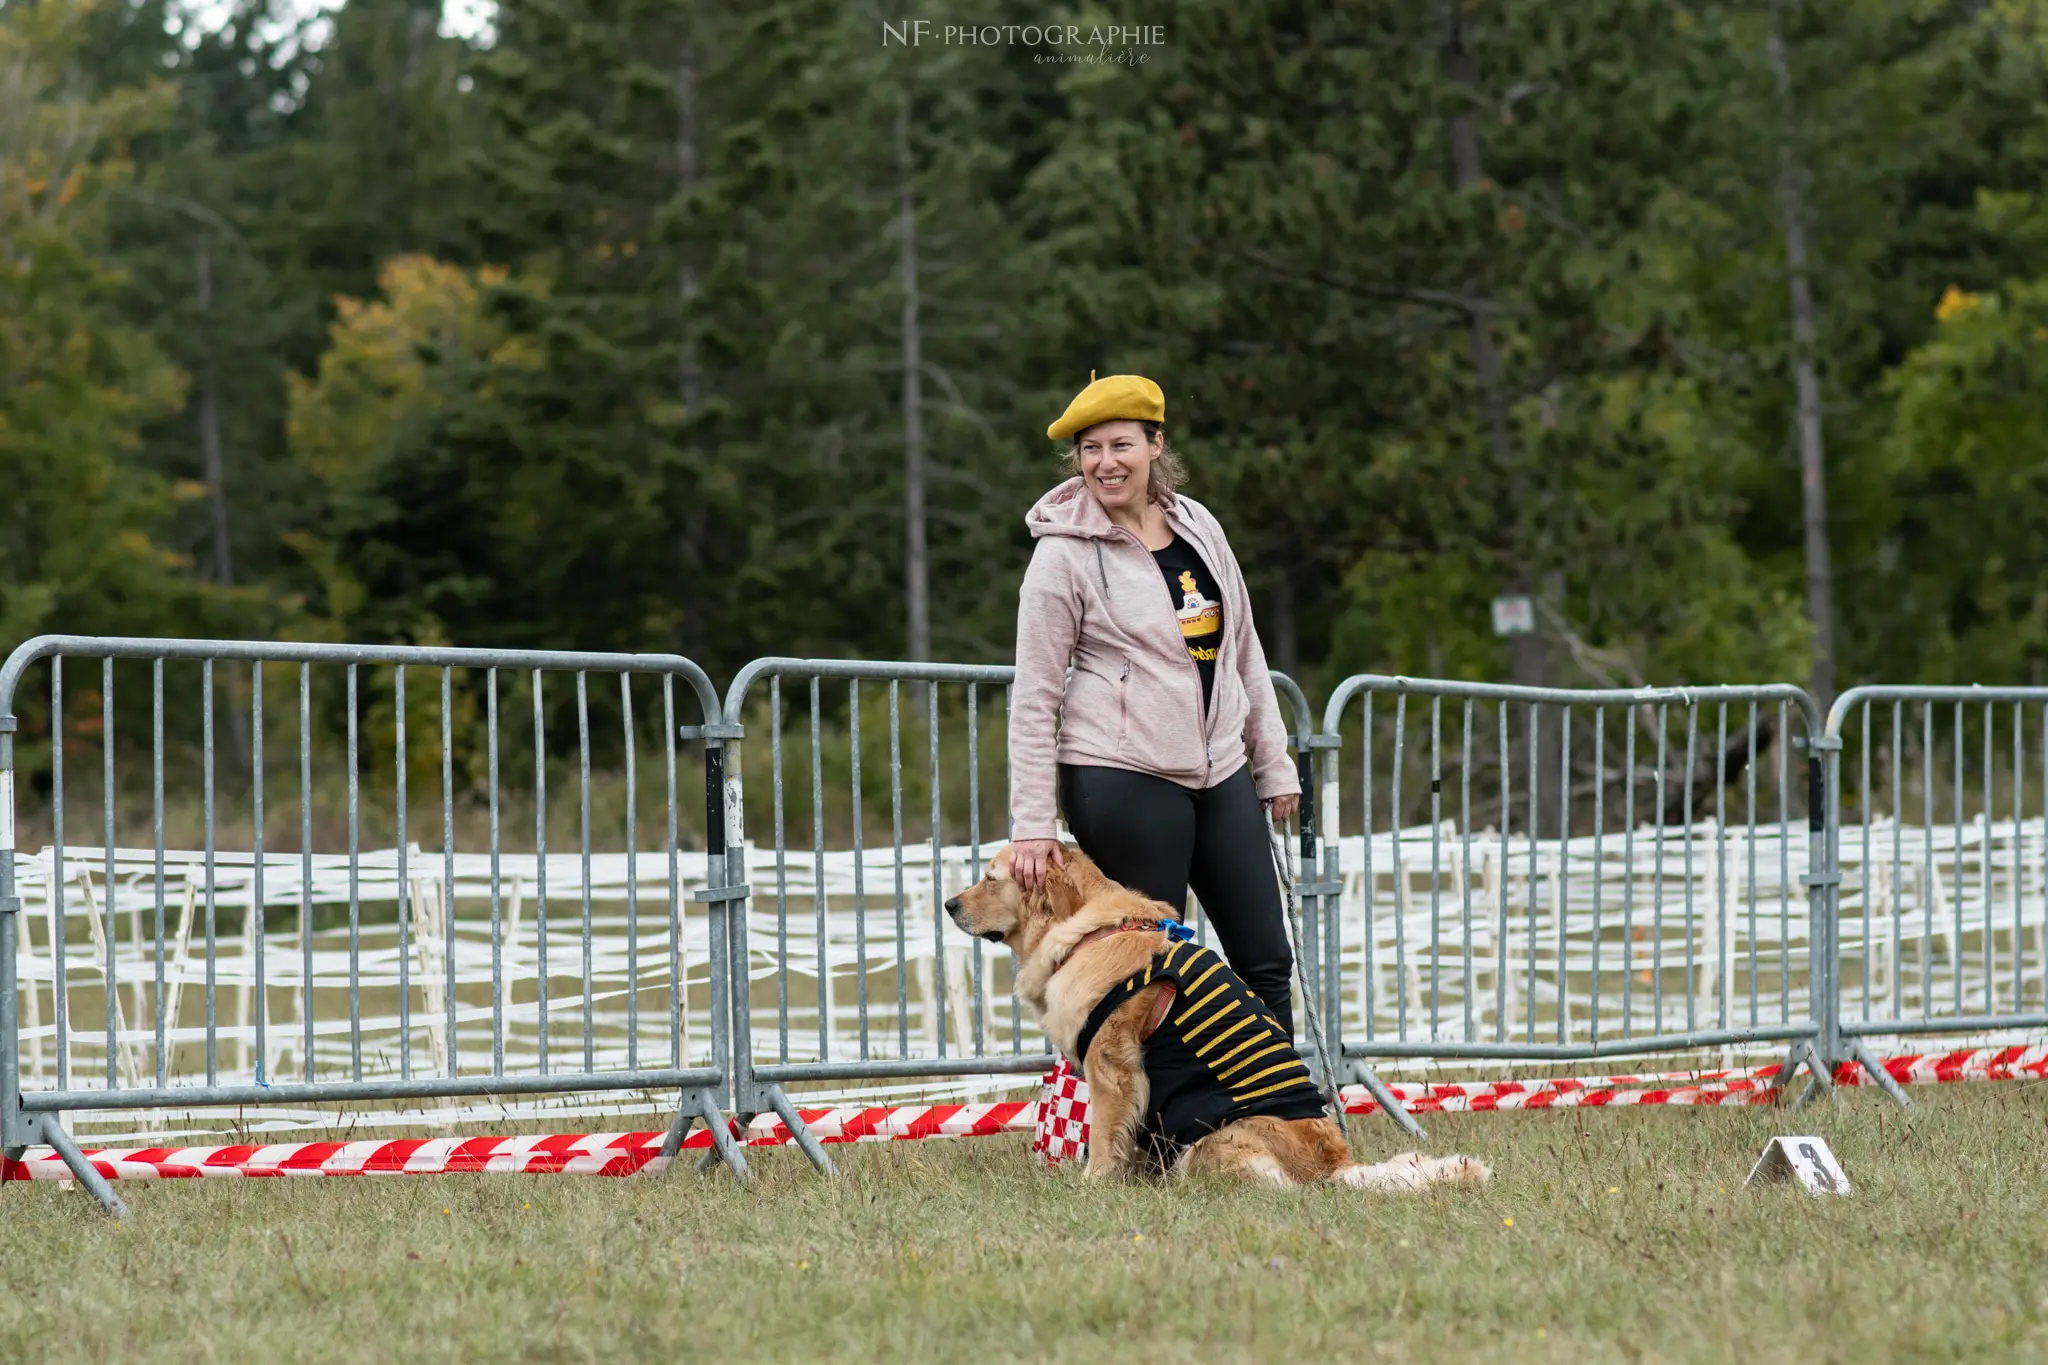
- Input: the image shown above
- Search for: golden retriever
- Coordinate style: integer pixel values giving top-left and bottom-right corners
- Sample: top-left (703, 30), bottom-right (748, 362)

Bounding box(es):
top-left (945, 843), bottom-right (1490, 1190)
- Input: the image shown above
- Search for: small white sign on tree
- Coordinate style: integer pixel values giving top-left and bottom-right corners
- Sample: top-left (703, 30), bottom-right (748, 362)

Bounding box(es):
top-left (1745, 1136), bottom-right (1852, 1196)
top-left (1490, 595), bottom-right (1536, 637)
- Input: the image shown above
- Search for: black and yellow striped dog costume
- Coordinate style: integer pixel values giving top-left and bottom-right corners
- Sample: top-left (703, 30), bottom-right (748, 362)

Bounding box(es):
top-left (1070, 937), bottom-right (1325, 1160)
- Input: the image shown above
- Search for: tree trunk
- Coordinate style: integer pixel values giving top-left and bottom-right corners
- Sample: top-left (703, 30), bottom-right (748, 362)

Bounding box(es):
top-left (1768, 3), bottom-right (1836, 713)
top-left (1442, 1), bottom-right (1561, 832)
top-left (1268, 573), bottom-right (1300, 680)
top-left (194, 232), bottom-right (249, 767)
top-left (896, 89), bottom-right (929, 668)
top-left (673, 37), bottom-right (707, 658)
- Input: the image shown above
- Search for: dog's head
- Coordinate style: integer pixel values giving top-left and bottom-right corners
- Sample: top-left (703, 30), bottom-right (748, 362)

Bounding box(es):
top-left (944, 843), bottom-right (1102, 951)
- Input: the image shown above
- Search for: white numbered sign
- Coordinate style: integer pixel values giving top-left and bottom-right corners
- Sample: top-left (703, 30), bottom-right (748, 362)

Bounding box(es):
top-left (1745, 1136), bottom-right (1852, 1196)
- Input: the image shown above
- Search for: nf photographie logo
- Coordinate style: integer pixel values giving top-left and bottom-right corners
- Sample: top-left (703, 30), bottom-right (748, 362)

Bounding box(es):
top-left (881, 19), bottom-right (1167, 65)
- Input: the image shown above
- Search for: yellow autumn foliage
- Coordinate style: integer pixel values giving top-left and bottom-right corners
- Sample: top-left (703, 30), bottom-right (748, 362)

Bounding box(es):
top-left (287, 254), bottom-right (539, 490)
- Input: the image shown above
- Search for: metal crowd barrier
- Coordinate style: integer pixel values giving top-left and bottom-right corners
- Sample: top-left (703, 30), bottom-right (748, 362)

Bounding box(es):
top-left (712, 660), bottom-right (1390, 1165)
top-left (1825, 687), bottom-right (2048, 1064)
top-left (0, 636), bottom-right (752, 1215)
top-left (1309, 678), bottom-right (1842, 1098)
top-left (18, 639), bottom-right (2048, 1214)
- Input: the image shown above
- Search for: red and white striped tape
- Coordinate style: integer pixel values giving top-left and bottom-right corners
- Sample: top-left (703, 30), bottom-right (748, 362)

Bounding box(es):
top-left (7, 1047), bottom-right (2040, 1182)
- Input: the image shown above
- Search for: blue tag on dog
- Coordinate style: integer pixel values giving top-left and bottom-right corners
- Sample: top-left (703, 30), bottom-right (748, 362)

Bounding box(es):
top-left (1162, 920), bottom-right (1196, 943)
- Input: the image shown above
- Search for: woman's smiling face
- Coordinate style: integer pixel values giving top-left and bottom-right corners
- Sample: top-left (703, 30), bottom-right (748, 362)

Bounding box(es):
top-left (1074, 420), bottom-right (1158, 512)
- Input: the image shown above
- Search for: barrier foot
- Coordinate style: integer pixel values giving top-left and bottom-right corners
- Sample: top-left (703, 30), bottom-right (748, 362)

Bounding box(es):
top-left (658, 1089), bottom-right (751, 1185)
top-left (1851, 1039), bottom-right (1913, 1110)
top-left (1349, 1059), bottom-right (1428, 1143)
top-left (694, 1115), bottom-right (753, 1175)
top-left (765, 1086), bottom-right (837, 1177)
top-left (38, 1117), bottom-right (129, 1219)
top-left (1785, 1040), bottom-right (1836, 1112)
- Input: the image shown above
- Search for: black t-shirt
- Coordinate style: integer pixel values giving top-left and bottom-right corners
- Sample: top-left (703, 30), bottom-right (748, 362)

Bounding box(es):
top-left (1152, 535), bottom-right (1224, 711)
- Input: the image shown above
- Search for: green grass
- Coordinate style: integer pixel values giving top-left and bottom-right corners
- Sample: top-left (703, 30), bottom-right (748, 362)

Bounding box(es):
top-left (7, 1084), bottom-right (2048, 1363)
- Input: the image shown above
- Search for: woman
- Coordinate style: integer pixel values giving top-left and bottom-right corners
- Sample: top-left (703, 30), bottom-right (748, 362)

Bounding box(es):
top-left (1009, 372), bottom-right (1304, 1034)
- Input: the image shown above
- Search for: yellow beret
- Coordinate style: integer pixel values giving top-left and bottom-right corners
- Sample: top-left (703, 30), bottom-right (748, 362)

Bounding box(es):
top-left (1047, 371), bottom-right (1165, 440)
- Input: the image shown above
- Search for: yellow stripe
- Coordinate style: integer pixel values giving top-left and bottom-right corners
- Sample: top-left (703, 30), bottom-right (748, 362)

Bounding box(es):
top-left (1180, 997), bottom-right (1239, 1042)
top-left (1229, 1059), bottom-right (1309, 1093)
top-left (1171, 980), bottom-right (1230, 1027)
top-left (1215, 1041), bottom-right (1291, 1082)
top-left (1174, 964), bottom-right (1225, 1005)
top-left (1161, 944), bottom-right (1183, 972)
top-left (1194, 1017), bottom-right (1262, 1062)
top-left (1142, 964), bottom-right (1153, 986)
top-left (1232, 1074), bottom-right (1320, 1104)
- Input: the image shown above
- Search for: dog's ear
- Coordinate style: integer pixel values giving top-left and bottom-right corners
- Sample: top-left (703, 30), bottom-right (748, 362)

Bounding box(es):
top-left (1044, 858), bottom-right (1087, 922)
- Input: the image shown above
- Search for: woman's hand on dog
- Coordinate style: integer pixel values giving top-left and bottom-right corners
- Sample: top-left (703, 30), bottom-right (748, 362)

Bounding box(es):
top-left (1011, 838), bottom-right (1066, 894)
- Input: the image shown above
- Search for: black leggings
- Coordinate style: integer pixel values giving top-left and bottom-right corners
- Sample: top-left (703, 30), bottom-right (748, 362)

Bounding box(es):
top-left (1057, 762), bottom-right (1294, 1037)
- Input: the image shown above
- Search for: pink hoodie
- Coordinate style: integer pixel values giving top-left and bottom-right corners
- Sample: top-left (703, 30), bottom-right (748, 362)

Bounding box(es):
top-left (1010, 477), bottom-right (1301, 841)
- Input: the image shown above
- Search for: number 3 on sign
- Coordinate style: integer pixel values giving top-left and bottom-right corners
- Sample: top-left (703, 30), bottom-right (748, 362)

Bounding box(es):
top-left (1745, 1136), bottom-right (1852, 1196)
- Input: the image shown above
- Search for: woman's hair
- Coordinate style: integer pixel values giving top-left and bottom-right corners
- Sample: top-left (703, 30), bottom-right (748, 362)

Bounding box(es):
top-left (1063, 420), bottom-right (1187, 502)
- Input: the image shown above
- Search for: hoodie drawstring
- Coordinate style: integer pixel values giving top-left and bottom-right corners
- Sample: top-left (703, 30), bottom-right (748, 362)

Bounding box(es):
top-left (1094, 539), bottom-right (1111, 601)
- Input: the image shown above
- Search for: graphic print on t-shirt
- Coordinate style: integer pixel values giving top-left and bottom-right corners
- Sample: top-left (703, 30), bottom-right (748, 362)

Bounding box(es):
top-left (1151, 535), bottom-right (1225, 713)
top-left (1175, 570), bottom-right (1222, 662)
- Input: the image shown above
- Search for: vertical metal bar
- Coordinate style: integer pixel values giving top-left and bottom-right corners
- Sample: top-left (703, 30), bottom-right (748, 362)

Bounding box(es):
top-left (1860, 705), bottom-right (1871, 1022)
top-left (1526, 702), bottom-right (1539, 1044)
top-left (102, 657), bottom-right (116, 1088)
top-left (1777, 700), bottom-right (1791, 1024)
top-left (1653, 705), bottom-right (1667, 1028)
top-left (441, 667), bottom-right (456, 1076)
top-left (852, 679), bottom-right (868, 1060)
top-left (929, 681), bottom-right (946, 1057)
top-left (661, 676), bottom-right (677, 1067)
top-left (396, 667), bottom-right (410, 1080)
top-left (1622, 706), bottom-right (1636, 1037)
top-left (149, 658), bottom-right (165, 1088)
top-left (1892, 701), bottom-right (1903, 1021)
top-left (254, 661), bottom-right (267, 1080)
top-left (1459, 699), bottom-right (1474, 1039)
top-left (621, 672), bottom-right (639, 1070)
top-left (152, 659), bottom-right (166, 1088)
top-left (1953, 701), bottom-right (1964, 1015)
top-left (347, 664), bottom-right (362, 1080)
top-left (1005, 684), bottom-right (1021, 1053)
top-left (1426, 696), bottom-right (1440, 1036)
top-left (534, 670), bottom-right (550, 1073)
top-left (1362, 693), bottom-right (1375, 1041)
top-left (1713, 704), bottom-right (1727, 1031)
top-left (2013, 701), bottom-right (2024, 1009)
top-left (488, 668), bottom-right (503, 1075)
top-left (890, 682), bottom-right (907, 1057)
top-left (968, 683), bottom-right (985, 1054)
top-left (1922, 702), bottom-right (1933, 1020)
top-left (1983, 703), bottom-right (1994, 1014)
top-left (203, 659), bottom-right (218, 1084)
top-left (51, 657), bottom-right (67, 1089)
top-left (771, 675), bottom-right (788, 1065)
top-left (1746, 702), bottom-right (1759, 1027)
top-left (812, 677), bottom-right (828, 1062)
top-left (1496, 702), bottom-right (1509, 1042)
top-left (1558, 705), bottom-right (1571, 1046)
top-left (1682, 704), bottom-right (1697, 1034)
top-left (577, 671), bottom-right (593, 1072)
top-left (1390, 694), bottom-right (1407, 1038)
top-left (299, 663), bottom-right (313, 1083)
top-left (1591, 706), bottom-right (1604, 1044)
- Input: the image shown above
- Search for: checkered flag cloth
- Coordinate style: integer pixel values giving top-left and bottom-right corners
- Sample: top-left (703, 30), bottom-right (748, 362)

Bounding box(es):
top-left (1031, 1056), bottom-right (1090, 1166)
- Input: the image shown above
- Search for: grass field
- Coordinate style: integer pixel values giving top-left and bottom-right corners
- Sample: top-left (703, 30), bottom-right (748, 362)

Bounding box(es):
top-left (5, 1084), bottom-right (2048, 1363)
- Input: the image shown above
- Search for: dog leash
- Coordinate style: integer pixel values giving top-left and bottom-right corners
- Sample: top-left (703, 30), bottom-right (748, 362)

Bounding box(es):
top-left (1268, 813), bottom-right (1348, 1142)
